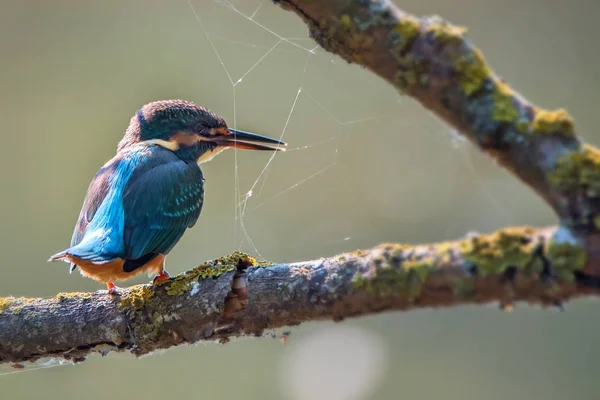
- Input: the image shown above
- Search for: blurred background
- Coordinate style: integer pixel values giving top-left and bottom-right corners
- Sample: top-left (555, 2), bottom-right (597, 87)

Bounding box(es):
top-left (1, 0), bottom-right (599, 398)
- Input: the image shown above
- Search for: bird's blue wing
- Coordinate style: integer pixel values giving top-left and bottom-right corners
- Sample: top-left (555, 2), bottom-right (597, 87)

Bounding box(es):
top-left (66, 159), bottom-right (119, 271)
top-left (122, 146), bottom-right (204, 267)
top-left (60, 147), bottom-right (148, 265)
top-left (70, 165), bottom-right (113, 249)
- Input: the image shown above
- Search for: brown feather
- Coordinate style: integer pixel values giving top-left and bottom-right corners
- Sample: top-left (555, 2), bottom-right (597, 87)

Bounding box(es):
top-left (63, 254), bottom-right (166, 283)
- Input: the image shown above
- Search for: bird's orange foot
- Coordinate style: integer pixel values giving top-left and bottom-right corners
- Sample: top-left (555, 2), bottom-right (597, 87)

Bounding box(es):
top-left (106, 282), bottom-right (119, 295)
top-left (152, 270), bottom-right (171, 284)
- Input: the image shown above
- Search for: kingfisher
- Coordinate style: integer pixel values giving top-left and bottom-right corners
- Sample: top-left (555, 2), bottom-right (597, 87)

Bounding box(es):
top-left (49, 99), bottom-right (286, 293)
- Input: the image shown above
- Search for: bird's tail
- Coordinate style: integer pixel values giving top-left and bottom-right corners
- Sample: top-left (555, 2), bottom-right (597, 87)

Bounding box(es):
top-left (49, 226), bottom-right (120, 274)
top-left (48, 250), bottom-right (68, 262)
top-left (48, 249), bottom-right (79, 274)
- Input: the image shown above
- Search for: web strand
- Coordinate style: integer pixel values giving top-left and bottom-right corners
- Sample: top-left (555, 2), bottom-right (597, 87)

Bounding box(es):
top-left (239, 52), bottom-right (311, 218)
top-left (233, 39), bottom-right (282, 86)
top-left (212, 34), bottom-right (298, 53)
top-left (0, 0), bottom-right (510, 380)
top-left (249, 0), bottom-right (264, 19)
top-left (245, 162), bottom-right (336, 213)
top-left (213, 0), bottom-right (317, 53)
top-left (187, 0), bottom-right (326, 253)
top-left (185, 0), bottom-right (501, 259)
top-left (0, 358), bottom-right (71, 378)
top-left (187, 0), bottom-right (234, 85)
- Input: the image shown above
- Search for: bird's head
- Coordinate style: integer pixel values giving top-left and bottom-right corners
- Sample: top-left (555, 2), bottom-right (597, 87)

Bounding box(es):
top-left (118, 99), bottom-right (286, 163)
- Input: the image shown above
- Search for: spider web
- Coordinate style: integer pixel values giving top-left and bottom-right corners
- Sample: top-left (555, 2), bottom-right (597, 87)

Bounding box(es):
top-left (188, 0), bottom-right (328, 257)
top-left (1, 0), bottom-right (509, 377)
top-left (186, 0), bottom-right (450, 259)
top-left (184, 0), bottom-right (506, 259)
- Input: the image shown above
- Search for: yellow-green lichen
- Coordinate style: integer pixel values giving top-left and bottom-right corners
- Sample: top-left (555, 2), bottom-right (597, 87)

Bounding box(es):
top-left (140, 311), bottom-right (165, 341)
top-left (455, 48), bottom-right (491, 96)
top-left (351, 267), bottom-right (408, 297)
top-left (404, 267), bottom-right (430, 300)
top-left (531, 108), bottom-right (575, 137)
top-left (324, 13), bottom-right (370, 65)
top-left (160, 252), bottom-right (260, 296)
top-left (453, 279), bottom-right (476, 299)
top-left (461, 227), bottom-right (537, 275)
top-left (545, 240), bottom-right (586, 275)
top-left (403, 260), bottom-right (433, 284)
top-left (425, 21), bottom-right (524, 128)
top-left (56, 292), bottom-right (92, 303)
top-left (118, 285), bottom-right (155, 312)
top-left (335, 249), bottom-right (371, 264)
top-left (424, 20), bottom-right (467, 45)
top-left (594, 215), bottom-right (600, 230)
top-left (395, 19), bottom-right (467, 90)
top-left (351, 244), bottom-right (434, 300)
top-left (416, 18), bottom-right (492, 97)
top-left (516, 119), bottom-right (531, 134)
top-left (491, 80), bottom-right (519, 123)
top-left (396, 62), bottom-right (429, 88)
top-left (394, 16), bottom-right (421, 53)
top-left (0, 297), bottom-right (14, 313)
top-left (0, 297), bottom-right (36, 315)
top-left (391, 17), bottom-right (424, 89)
top-left (12, 305), bottom-right (24, 315)
top-left (549, 145), bottom-right (600, 197)
top-left (253, 259), bottom-right (274, 268)
top-left (340, 14), bottom-right (352, 28)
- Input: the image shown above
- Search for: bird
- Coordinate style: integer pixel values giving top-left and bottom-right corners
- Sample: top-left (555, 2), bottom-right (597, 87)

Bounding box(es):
top-left (49, 99), bottom-right (286, 294)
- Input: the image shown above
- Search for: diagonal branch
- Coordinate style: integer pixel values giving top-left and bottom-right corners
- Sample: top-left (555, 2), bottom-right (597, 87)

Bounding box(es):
top-left (273, 0), bottom-right (600, 274)
top-left (275, 0), bottom-right (582, 222)
top-left (1, 227), bottom-right (599, 365)
top-left (2, 0), bottom-right (600, 366)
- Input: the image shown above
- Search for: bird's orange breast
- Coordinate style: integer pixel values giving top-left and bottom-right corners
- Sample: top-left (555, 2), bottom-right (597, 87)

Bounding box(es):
top-left (64, 254), bottom-right (165, 283)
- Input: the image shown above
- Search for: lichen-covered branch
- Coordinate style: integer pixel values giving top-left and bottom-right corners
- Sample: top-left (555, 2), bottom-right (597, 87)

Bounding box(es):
top-left (273, 0), bottom-right (600, 275)
top-left (1, 226), bottom-right (599, 365)
top-left (2, 0), bottom-right (600, 368)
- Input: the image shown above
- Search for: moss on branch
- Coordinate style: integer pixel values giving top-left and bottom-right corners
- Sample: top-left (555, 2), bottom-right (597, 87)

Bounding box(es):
top-left (275, 0), bottom-right (598, 232)
top-left (2, 0), bottom-right (600, 367)
top-left (0, 226), bottom-right (597, 365)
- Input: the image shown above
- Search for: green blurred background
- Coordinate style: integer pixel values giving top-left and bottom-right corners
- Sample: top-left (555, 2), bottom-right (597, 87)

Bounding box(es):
top-left (1, 0), bottom-right (599, 398)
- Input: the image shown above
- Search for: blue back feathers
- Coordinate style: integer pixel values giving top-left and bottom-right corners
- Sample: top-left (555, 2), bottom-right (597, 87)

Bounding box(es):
top-left (67, 144), bottom-right (204, 269)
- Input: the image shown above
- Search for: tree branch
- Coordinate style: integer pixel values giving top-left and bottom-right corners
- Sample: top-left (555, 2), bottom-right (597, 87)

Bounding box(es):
top-left (273, 0), bottom-right (600, 274)
top-left (2, 227), bottom-right (599, 365)
top-left (2, 0), bottom-right (600, 366)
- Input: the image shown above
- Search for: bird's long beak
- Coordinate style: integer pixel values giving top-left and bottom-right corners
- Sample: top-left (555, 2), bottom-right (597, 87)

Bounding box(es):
top-left (220, 129), bottom-right (287, 151)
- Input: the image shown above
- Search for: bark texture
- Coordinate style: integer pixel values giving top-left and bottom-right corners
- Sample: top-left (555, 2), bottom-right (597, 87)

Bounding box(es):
top-left (2, 0), bottom-right (600, 366)
top-left (273, 0), bottom-right (600, 275)
top-left (2, 227), bottom-right (599, 365)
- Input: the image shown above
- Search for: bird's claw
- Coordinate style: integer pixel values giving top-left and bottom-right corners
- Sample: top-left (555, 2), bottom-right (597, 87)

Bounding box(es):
top-left (152, 270), bottom-right (171, 284)
top-left (106, 282), bottom-right (120, 295)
